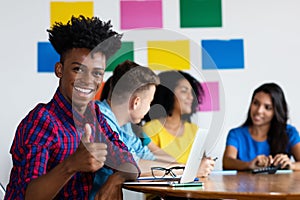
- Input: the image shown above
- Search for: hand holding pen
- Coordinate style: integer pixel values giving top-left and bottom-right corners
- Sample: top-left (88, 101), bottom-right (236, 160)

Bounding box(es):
top-left (198, 150), bottom-right (217, 177)
top-left (203, 150), bottom-right (218, 161)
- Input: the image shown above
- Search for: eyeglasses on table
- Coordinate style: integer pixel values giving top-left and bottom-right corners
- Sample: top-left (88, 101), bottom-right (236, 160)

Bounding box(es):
top-left (151, 166), bottom-right (185, 178)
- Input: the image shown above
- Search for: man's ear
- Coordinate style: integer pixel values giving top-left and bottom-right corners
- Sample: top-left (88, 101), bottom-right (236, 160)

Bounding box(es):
top-left (131, 96), bottom-right (141, 110)
top-left (55, 62), bottom-right (63, 78)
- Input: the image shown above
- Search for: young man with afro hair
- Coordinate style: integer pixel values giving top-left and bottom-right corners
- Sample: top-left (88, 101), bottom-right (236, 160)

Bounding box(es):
top-left (4, 15), bottom-right (139, 200)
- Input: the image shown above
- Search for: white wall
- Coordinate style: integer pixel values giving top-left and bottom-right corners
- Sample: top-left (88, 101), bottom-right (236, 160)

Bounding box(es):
top-left (1, 0), bottom-right (300, 193)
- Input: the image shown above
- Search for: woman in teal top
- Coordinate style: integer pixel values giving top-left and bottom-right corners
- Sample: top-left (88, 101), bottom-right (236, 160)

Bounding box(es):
top-left (223, 83), bottom-right (300, 171)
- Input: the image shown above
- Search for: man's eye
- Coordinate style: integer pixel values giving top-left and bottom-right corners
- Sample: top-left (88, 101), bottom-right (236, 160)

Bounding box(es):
top-left (94, 71), bottom-right (104, 77)
top-left (74, 67), bottom-right (84, 72)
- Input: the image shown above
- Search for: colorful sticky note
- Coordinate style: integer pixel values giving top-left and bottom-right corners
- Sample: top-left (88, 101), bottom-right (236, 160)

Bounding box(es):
top-left (50, 1), bottom-right (93, 26)
top-left (180, 0), bottom-right (222, 28)
top-left (202, 39), bottom-right (244, 70)
top-left (120, 0), bottom-right (162, 29)
top-left (106, 41), bottom-right (134, 72)
top-left (148, 40), bottom-right (190, 70)
top-left (198, 82), bottom-right (219, 112)
top-left (37, 42), bottom-right (59, 72)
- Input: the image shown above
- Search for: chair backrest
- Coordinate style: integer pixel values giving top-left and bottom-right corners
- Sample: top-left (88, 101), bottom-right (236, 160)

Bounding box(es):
top-left (0, 182), bottom-right (5, 200)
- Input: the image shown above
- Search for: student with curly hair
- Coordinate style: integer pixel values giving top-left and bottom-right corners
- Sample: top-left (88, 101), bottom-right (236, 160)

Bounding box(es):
top-left (143, 70), bottom-right (215, 178)
top-left (223, 83), bottom-right (300, 171)
top-left (4, 16), bottom-right (138, 200)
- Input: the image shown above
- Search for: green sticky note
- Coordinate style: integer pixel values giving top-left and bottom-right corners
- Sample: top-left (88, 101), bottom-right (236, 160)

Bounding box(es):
top-left (106, 41), bottom-right (134, 72)
top-left (180, 0), bottom-right (222, 28)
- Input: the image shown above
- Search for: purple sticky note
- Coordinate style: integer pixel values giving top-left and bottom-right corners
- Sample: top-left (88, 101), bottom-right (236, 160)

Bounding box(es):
top-left (120, 0), bottom-right (162, 29)
top-left (198, 82), bottom-right (219, 112)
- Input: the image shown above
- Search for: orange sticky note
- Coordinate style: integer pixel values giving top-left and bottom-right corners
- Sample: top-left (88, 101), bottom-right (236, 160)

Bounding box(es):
top-left (94, 82), bottom-right (106, 101)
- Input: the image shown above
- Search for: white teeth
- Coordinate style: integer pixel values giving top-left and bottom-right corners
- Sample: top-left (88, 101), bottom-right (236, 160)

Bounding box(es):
top-left (74, 86), bottom-right (93, 94)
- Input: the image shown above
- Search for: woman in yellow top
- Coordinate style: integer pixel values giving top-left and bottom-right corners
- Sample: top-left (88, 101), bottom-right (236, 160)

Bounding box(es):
top-left (143, 70), bottom-right (215, 177)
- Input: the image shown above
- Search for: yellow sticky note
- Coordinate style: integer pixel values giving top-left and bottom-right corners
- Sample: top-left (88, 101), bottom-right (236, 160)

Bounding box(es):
top-left (50, 1), bottom-right (94, 26)
top-left (148, 40), bottom-right (190, 70)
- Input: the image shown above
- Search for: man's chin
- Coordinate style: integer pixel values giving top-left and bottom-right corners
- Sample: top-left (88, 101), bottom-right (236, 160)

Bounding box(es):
top-left (73, 92), bottom-right (95, 101)
top-left (134, 119), bottom-right (142, 124)
top-left (72, 99), bottom-right (92, 109)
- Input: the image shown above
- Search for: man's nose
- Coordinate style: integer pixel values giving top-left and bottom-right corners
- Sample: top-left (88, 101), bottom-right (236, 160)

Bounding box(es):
top-left (80, 71), bottom-right (94, 83)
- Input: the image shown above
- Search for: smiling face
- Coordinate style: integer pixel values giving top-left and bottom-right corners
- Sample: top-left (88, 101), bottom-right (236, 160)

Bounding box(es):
top-left (173, 79), bottom-right (194, 115)
top-left (55, 48), bottom-right (106, 113)
top-left (250, 91), bottom-right (275, 127)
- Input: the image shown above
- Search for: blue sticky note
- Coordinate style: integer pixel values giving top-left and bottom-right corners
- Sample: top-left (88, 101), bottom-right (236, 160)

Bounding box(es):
top-left (202, 39), bottom-right (244, 70)
top-left (37, 42), bottom-right (59, 72)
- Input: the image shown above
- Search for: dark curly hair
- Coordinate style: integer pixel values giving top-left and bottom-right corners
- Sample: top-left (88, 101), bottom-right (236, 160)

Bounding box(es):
top-left (144, 70), bottom-right (204, 122)
top-left (47, 15), bottom-right (122, 62)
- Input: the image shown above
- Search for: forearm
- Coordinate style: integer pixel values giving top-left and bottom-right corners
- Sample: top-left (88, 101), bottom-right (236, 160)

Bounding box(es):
top-left (223, 157), bottom-right (251, 171)
top-left (25, 159), bottom-right (75, 200)
top-left (153, 151), bottom-right (177, 163)
top-left (291, 162), bottom-right (300, 171)
top-left (94, 172), bottom-right (125, 200)
top-left (148, 142), bottom-right (177, 163)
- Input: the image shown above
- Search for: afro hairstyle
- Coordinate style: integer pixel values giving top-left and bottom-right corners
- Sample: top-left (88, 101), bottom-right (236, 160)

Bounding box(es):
top-left (47, 15), bottom-right (122, 62)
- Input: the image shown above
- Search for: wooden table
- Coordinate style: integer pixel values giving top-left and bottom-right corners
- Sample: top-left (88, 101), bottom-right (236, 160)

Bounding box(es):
top-left (123, 171), bottom-right (300, 200)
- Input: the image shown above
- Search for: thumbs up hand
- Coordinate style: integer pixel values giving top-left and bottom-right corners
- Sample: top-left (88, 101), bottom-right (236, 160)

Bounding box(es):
top-left (82, 123), bottom-right (93, 143)
top-left (66, 123), bottom-right (107, 173)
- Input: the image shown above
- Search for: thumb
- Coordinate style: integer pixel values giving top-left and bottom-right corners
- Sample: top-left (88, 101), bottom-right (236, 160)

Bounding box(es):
top-left (82, 123), bottom-right (92, 143)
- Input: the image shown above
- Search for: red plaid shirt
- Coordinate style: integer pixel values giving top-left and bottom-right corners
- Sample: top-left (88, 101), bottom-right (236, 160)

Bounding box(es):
top-left (5, 89), bottom-right (137, 200)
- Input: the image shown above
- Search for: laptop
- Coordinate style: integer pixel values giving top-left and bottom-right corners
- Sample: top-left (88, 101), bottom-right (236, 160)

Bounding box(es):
top-left (123, 128), bottom-right (208, 187)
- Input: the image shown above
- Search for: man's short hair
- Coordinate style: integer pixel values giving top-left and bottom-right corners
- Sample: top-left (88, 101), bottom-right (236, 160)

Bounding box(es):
top-left (110, 60), bottom-right (160, 104)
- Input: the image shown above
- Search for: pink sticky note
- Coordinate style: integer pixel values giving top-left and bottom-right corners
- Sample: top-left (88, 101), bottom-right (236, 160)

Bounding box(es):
top-left (120, 0), bottom-right (162, 29)
top-left (198, 82), bottom-right (220, 112)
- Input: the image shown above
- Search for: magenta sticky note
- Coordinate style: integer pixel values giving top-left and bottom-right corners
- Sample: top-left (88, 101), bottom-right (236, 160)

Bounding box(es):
top-left (120, 0), bottom-right (162, 29)
top-left (198, 82), bottom-right (220, 112)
